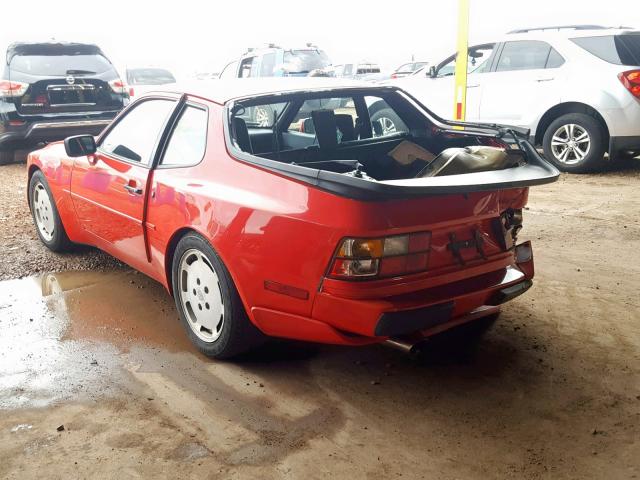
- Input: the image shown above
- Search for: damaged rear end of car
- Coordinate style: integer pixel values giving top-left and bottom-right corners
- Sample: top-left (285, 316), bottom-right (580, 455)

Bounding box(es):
top-left (223, 84), bottom-right (559, 347)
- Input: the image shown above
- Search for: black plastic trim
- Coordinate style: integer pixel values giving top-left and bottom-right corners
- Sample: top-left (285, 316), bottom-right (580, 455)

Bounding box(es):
top-left (374, 301), bottom-right (454, 337)
top-left (487, 279), bottom-right (533, 306)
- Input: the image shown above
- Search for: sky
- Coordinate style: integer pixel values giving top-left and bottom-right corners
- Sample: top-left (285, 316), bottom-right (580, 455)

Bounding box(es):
top-left (1, 0), bottom-right (639, 78)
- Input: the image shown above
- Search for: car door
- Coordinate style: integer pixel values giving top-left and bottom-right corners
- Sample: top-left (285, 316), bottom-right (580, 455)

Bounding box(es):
top-left (69, 97), bottom-right (177, 270)
top-left (398, 44), bottom-right (494, 122)
top-left (478, 40), bottom-right (565, 127)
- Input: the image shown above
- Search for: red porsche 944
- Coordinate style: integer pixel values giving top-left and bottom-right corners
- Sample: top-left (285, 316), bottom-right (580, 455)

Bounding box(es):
top-left (27, 79), bottom-right (559, 358)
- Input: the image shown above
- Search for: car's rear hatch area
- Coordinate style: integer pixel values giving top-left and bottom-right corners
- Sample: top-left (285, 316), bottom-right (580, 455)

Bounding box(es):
top-left (8, 43), bottom-right (124, 116)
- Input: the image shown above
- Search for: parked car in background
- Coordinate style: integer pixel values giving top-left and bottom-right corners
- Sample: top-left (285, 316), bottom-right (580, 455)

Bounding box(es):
top-left (391, 61), bottom-right (429, 79)
top-left (219, 44), bottom-right (331, 79)
top-left (218, 45), bottom-right (335, 125)
top-left (388, 26), bottom-right (640, 172)
top-left (332, 62), bottom-right (382, 79)
top-left (0, 42), bottom-right (127, 164)
top-left (26, 79), bottom-right (558, 358)
top-left (126, 67), bottom-right (176, 98)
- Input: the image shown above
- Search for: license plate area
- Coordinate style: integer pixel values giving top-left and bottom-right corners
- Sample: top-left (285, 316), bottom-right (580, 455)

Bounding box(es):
top-left (46, 84), bottom-right (96, 107)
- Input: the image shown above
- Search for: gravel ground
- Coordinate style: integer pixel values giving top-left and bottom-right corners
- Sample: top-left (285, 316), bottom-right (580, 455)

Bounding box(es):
top-left (0, 161), bottom-right (124, 280)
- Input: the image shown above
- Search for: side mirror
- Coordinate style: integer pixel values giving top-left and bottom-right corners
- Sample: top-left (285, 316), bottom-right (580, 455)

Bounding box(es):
top-left (300, 117), bottom-right (316, 134)
top-left (64, 135), bottom-right (96, 157)
top-left (429, 66), bottom-right (437, 78)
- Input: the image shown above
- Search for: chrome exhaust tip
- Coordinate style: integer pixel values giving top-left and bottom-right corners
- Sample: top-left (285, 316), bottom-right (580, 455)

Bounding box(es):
top-left (384, 337), bottom-right (429, 356)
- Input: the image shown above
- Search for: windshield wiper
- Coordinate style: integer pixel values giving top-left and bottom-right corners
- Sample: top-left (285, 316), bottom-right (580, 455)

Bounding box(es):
top-left (66, 69), bottom-right (96, 75)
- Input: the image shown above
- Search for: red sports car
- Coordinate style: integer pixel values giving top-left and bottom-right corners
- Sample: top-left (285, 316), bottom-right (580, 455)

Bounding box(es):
top-left (27, 79), bottom-right (558, 358)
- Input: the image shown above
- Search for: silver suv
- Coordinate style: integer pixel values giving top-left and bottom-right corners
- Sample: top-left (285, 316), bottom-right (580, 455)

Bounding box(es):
top-left (390, 26), bottom-right (640, 172)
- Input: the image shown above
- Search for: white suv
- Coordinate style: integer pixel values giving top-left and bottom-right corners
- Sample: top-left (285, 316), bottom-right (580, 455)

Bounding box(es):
top-left (389, 26), bottom-right (640, 172)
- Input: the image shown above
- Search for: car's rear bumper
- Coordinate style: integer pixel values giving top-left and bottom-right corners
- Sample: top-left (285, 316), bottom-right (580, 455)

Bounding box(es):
top-left (250, 242), bottom-right (534, 345)
top-left (0, 117), bottom-right (114, 149)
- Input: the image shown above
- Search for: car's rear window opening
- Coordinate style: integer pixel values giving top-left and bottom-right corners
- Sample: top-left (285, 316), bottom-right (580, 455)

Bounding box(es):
top-left (10, 53), bottom-right (113, 76)
top-left (228, 89), bottom-right (529, 184)
top-left (572, 34), bottom-right (640, 66)
top-left (8, 44), bottom-right (115, 76)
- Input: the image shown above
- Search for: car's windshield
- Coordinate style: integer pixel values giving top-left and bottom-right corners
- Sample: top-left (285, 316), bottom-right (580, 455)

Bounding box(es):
top-left (10, 53), bottom-right (113, 75)
top-left (282, 49), bottom-right (331, 73)
top-left (127, 68), bottom-right (176, 85)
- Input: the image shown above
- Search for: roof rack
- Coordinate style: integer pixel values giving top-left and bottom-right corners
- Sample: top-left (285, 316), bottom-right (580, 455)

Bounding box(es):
top-left (508, 25), bottom-right (616, 34)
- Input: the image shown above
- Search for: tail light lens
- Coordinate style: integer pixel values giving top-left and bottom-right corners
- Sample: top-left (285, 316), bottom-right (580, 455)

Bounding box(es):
top-left (329, 232), bottom-right (431, 280)
top-left (618, 70), bottom-right (640, 99)
top-left (390, 73), bottom-right (398, 79)
top-left (108, 79), bottom-right (129, 95)
top-left (0, 80), bottom-right (28, 97)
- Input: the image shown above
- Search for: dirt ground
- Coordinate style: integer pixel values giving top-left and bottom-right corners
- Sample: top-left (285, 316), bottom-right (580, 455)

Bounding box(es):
top-left (1, 160), bottom-right (640, 479)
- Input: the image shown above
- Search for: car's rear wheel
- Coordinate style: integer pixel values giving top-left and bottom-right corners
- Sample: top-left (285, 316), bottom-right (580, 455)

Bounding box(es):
top-left (171, 233), bottom-right (265, 359)
top-left (29, 170), bottom-right (73, 252)
top-left (542, 113), bottom-right (606, 173)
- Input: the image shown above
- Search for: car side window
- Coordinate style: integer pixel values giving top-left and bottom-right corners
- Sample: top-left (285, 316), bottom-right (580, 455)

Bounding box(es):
top-left (495, 40), bottom-right (553, 72)
top-left (436, 45), bottom-right (494, 77)
top-left (239, 57), bottom-right (253, 78)
top-left (160, 105), bottom-right (208, 167)
top-left (546, 48), bottom-right (565, 68)
top-left (100, 99), bottom-right (175, 164)
top-left (260, 53), bottom-right (276, 76)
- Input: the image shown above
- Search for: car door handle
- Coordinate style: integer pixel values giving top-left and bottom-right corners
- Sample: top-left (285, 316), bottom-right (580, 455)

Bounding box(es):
top-left (536, 77), bottom-right (554, 82)
top-left (467, 84), bottom-right (480, 88)
top-left (123, 183), bottom-right (143, 195)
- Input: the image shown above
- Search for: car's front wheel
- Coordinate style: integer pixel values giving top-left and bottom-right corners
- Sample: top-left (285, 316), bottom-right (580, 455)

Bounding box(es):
top-left (171, 233), bottom-right (265, 359)
top-left (29, 170), bottom-right (73, 252)
top-left (542, 113), bottom-right (606, 173)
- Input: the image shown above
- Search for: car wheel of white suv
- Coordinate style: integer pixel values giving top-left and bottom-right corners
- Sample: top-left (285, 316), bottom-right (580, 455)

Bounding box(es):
top-left (542, 113), bottom-right (606, 173)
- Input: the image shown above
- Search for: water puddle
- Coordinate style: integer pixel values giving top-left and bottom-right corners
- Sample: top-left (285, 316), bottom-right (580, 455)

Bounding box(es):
top-left (0, 269), bottom-right (195, 409)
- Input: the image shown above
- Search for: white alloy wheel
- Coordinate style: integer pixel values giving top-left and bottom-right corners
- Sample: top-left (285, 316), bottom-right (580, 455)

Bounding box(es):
top-left (177, 248), bottom-right (225, 342)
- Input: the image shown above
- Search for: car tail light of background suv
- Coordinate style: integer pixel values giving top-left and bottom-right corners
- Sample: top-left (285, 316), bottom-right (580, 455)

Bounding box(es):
top-left (618, 70), bottom-right (640, 99)
top-left (108, 79), bottom-right (129, 95)
top-left (0, 80), bottom-right (28, 97)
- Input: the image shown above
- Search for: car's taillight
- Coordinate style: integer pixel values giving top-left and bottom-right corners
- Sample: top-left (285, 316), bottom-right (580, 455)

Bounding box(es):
top-left (618, 70), bottom-right (640, 99)
top-left (329, 232), bottom-right (431, 280)
top-left (0, 80), bottom-right (28, 97)
top-left (108, 79), bottom-right (128, 95)
top-left (390, 73), bottom-right (398, 79)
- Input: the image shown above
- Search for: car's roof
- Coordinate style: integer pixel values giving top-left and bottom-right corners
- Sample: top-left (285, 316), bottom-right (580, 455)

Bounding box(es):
top-left (499, 26), bottom-right (639, 42)
top-left (146, 78), bottom-right (371, 104)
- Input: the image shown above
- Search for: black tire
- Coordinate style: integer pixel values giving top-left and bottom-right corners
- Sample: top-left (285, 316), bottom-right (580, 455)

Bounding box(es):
top-left (0, 149), bottom-right (15, 165)
top-left (171, 233), bottom-right (265, 359)
top-left (29, 170), bottom-right (73, 252)
top-left (370, 108), bottom-right (407, 137)
top-left (542, 113), bottom-right (607, 173)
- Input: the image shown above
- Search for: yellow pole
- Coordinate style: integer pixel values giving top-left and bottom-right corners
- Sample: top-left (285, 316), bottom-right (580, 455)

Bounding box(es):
top-left (453, 0), bottom-right (470, 123)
